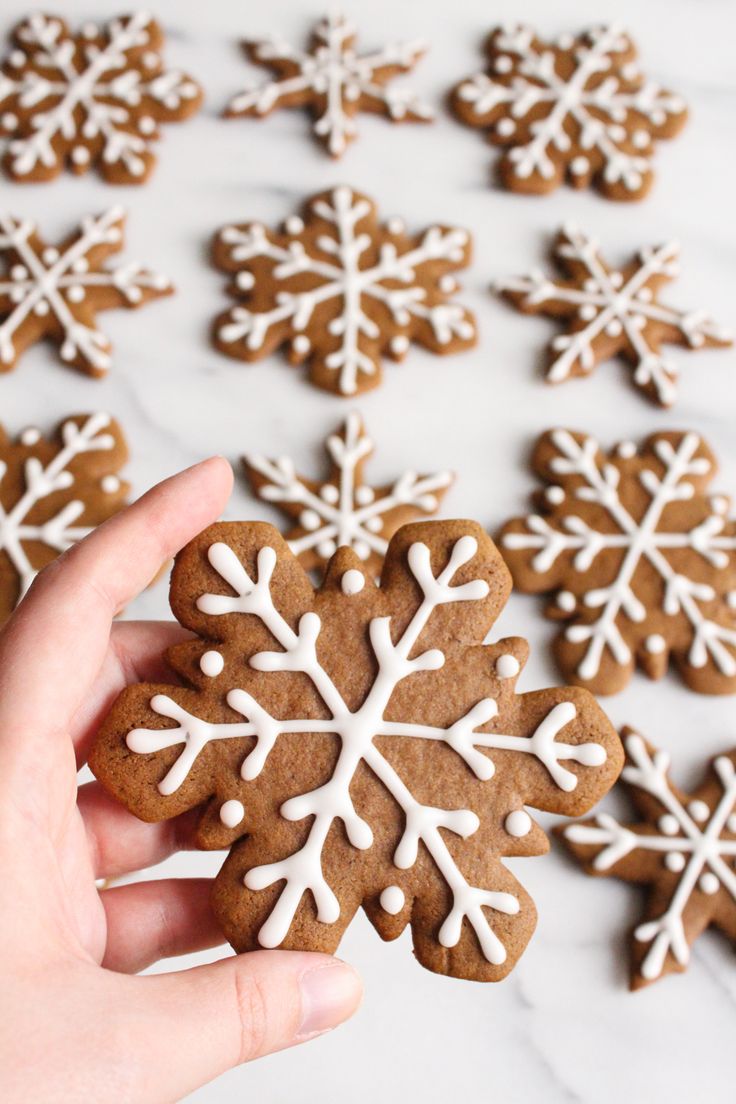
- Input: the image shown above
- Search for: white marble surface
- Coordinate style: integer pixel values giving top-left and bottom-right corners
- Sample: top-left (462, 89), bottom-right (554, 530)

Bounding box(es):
top-left (4, 0), bottom-right (736, 1100)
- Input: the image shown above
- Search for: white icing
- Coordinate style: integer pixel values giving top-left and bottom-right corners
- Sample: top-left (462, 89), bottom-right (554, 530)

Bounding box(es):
top-left (505, 809), bottom-right (532, 837)
top-left (0, 207), bottom-right (171, 373)
top-left (495, 654), bottom-right (520, 679)
top-left (127, 533), bottom-right (607, 963)
top-left (457, 24), bottom-right (686, 195)
top-left (0, 413), bottom-right (116, 603)
top-left (645, 634), bottom-right (665, 655)
top-left (379, 885), bottom-right (405, 914)
top-left (504, 430), bottom-right (736, 680)
top-left (341, 569), bottom-right (365, 595)
top-left (219, 799), bottom-right (245, 828)
top-left (0, 12), bottom-right (200, 180)
top-left (246, 413), bottom-right (453, 566)
top-left (200, 650), bottom-right (224, 677)
top-left (557, 590), bottom-right (576, 613)
top-left (498, 227), bottom-right (731, 405)
top-left (565, 733), bottom-right (736, 981)
top-left (225, 11), bottom-right (432, 156)
top-left (100, 474), bottom-right (120, 494)
top-left (216, 186), bottom-right (475, 395)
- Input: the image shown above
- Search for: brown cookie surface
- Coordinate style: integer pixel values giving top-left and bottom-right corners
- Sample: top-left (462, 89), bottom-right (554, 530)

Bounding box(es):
top-left (90, 518), bottom-right (621, 982)
top-left (211, 185), bottom-right (477, 397)
top-left (0, 12), bottom-right (202, 184)
top-left (450, 24), bottom-right (687, 200)
top-left (559, 727), bottom-right (736, 989)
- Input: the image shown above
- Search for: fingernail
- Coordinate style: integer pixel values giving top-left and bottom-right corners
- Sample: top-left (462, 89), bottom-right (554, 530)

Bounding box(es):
top-left (298, 962), bottom-right (362, 1038)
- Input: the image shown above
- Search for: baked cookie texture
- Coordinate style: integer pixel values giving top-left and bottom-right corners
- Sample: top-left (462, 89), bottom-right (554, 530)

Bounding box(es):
top-left (91, 519), bottom-right (622, 982)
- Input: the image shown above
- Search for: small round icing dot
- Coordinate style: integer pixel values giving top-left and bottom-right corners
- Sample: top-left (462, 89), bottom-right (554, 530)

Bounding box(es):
top-left (380, 885), bottom-right (405, 914)
top-left (71, 145), bottom-right (90, 164)
top-left (317, 538), bottom-right (337, 559)
top-left (496, 117), bottom-right (515, 137)
top-left (292, 334), bottom-right (310, 355)
top-left (300, 509), bottom-right (321, 531)
top-left (616, 441), bottom-right (637, 459)
top-left (658, 814), bottom-right (679, 836)
top-left (200, 650), bottom-right (225, 677)
top-left (688, 800), bottom-right (709, 823)
top-left (219, 799), bottom-right (245, 829)
top-left (557, 590), bottom-right (576, 613)
top-left (645, 633), bottom-right (665, 655)
top-left (496, 654), bottom-right (520, 680)
top-left (570, 155), bottom-right (589, 175)
top-left (20, 427), bottom-right (40, 446)
top-left (545, 485), bottom-right (565, 505)
top-left (341, 569), bottom-right (365, 596)
top-left (100, 475), bottom-right (120, 494)
top-left (494, 55), bottom-right (513, 73)
top-left (699, 872), bottom-right (719, 896)
top-left (386, 217), bottom-right (405, 235)
top-left (355, 485), bottom-right (374, 505)
top-left (390, 335), bottom-right (409, 356)
top-left (42, 247), bottom-right (59, 265)
top-left (665, 852), bottom-right (685, 873)
top-left (285, 216), bottom-right (305, 235)
top-left (319, 484), bottom-right (339, 504)
top-left (505, 809), bottom-right (532, 838)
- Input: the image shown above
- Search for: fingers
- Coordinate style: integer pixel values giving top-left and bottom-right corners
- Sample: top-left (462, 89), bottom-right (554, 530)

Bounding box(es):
top-left (0, 456), bottom-right (233, 738)
top-left (117, 951), bottom-right (362, 1100)
top-left (101, 878), bottom-right (224, 973)
top-left (78, 781), bottom-right (200, 879)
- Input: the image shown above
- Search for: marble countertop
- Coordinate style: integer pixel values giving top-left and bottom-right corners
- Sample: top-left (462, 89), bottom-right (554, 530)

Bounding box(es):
top-left (5, 0), bottom-right (735, 1100)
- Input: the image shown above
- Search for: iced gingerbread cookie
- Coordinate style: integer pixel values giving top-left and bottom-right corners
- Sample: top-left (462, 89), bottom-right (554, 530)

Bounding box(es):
top-left (224, 11), bottom-right (432, 157)
top-left (90, 519), bottom-right (621, 982)
top-left (499, 429), bottom-right (736, 696)
top-left (0, 412), bottom-right (128, 622)
top-left (244, 412), bottom-right (453, 576)
top-left (211, 185), bottom-right (476, 397)
top-left (450, 24), bottom-right (687, 200)
top-left (561, 728), bottom-right (736, 989)
top-left (496, 225), bottom-right (732, 406)
top-left (0, 206), bottom-right (172, 377)
top-left (0, 11), bottom-right (202, 184)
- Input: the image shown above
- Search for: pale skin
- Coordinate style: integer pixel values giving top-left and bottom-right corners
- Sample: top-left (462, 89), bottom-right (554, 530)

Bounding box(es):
top-left (0, 457), bottom-right (362, 1103)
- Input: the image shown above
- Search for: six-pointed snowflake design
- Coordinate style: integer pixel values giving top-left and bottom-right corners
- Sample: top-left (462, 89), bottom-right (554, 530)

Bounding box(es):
top-left (500, 429), bottom-right (736, 695)
top-left (212, 185), bottom-right (476, 396)
top-left (0, 206), bottom-right (172, 376)
top-left (497, 226), bottom-right (732, 406)
top-left (450, 23), bottom-right (687, 200)
top-left (561, 728), bottom-right (736, 988)
top-left (90, 520), bottom-right (620, 981)
top-left (0, 412), bottom-right (128, 622)
top-left (224, 10), bottom-right (432, 157)
top-left (244, 412), bottom-right (453, 575)
top-left (0, 11), bottom-right (202, 183)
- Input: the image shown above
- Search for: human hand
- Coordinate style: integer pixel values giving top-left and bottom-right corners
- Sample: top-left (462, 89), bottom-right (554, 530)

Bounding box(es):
top-left (0, 458), bottom-right (362, 1102)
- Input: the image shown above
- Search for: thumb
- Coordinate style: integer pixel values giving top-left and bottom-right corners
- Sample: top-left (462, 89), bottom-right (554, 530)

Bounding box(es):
top-left (118, 951), bottom-right (362, 1101)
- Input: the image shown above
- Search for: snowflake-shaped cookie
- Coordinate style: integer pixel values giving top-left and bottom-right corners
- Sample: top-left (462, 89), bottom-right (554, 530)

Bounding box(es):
top-left (0, 412), bottom-right (128, 622)
top-left (496, 226), bottom-right (732, 406)
top-left (224, 10), bottom-right (432, 157)
top-left (561, 728), bottom-right (736, 989)
top-left (0, 11), bottom-right (202, 184)
top-left (0, 206), bottom-right (172, 376)
top-left (212, 185), bottom-right (476, 397)
top-left (500, 429), bottom-right (736, 696)
top-left (90, 520), bottom-right (621, 981)
top-left (244, 412), bottom-right (453, 575)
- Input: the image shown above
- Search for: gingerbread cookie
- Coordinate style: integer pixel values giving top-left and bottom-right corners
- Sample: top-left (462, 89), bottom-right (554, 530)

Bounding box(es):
top-left (212, 185), bottom-right (476, 397)
top-left (496, 226), bottom-right (732, 406)
top-left (560, 728), bottom-right (736, 989)
top-left (0, 412), bottom-right (128, 622)
top-left (450, 24), bottom-right (687, 200)
top-left (244, 412), bottom-right (453, 576)
top-left (0, 12), bottom-right (202, 184)
top-left (224, 11), bottom-right (432, 157)
top-left (89, 519), bottom-right (621, 982)
top-left (0, 206), bottom-right (172, 377)
top-left (499, 429), bottom-right (736, 696)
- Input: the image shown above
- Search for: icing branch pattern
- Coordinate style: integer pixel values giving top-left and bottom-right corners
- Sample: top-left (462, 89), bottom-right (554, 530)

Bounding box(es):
top-left (497, 226), bottom-right (732, 406)
top-left (212, 185), bottom-right (476, 397)
top-left (501, 429), bottom-right (736, 695)
top-left (244, 412), bottom-right (453, 575)
top-left (451, 23), bottom-right (687, 200)
top-left (0, 206), bottom-right (172, 376)
top-left (224, 10), bottom-right (432, 157)
top-left (106, 521), bottom-right (619, 980)
top-left (0, 11), bottom-right (202, 183)
top-left (0, 412), bottom-right (127, 619)
top-left (562, 730), bottom-right (736, 988)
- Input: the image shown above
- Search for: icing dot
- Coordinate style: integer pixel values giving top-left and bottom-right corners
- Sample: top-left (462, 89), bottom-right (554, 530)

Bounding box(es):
top-left (300, 509), bottom-right (321, 531)
top-left (219, 799), bottom-right (245, 828)
top-left (11, 264), bottom-right (27, 281)
top-left (71, 145), bottom-right (90, 165)
top-left (386, 217), bottom-right (405, 235)
top-left (72, 258), bottom-right (89, 274)
top-left (67, 286), bottom-right (85, 303)
top-left (200, 650), bottom-right (225, 677)
top-left (341, 569), bottom-right (365, 596)
top-left (495, 654), bottom-right (520, 680)
top-left (292, 334), bottom-right (310, 355)
top-left (496, 117), bottom-right (515, 138)
top-left (365, 517), bottom-right (383, 534)
top-left (285, 216), bottom-right (305, 235)
top-left (699, 872), bottom-right (719, 895)
top-left (688, 800), bottom-right (709, 823)
top-left (380, 885), bottom-right (404, 914)
top-left (710, 495), bottom-right (729, 515)
top-left (236, 271), bottom-right (255, 291)
top-left (34, 300), bottom-right (49, 316)
top-left (665, 852), bottom-right (685, 873)
top-left (494, 55), bottom-right (513, 74)
top-left (658, 814), bottom-right (679, 836)
top-left (355, 485), bottom-right (375, 506)
top-left (545, 485), bottom-right (565, 505)
top-left (617, 441), bottom-right (637, 460)
top-left (505, 809), bottom-right (532, 837)
top-left (570, 156), bottom-right (589, 176)
top-left (20, 427), bottom-right (40, 446)
top-left (557, 590), bottom-right (576, 613)
top-left (9, 50), bottom-right (26, 68)
top-left (645, 634), bottom-right (665, 655)
top-left (100, 475), bottom-right (120, 494)
top-left (390, 335), bottom-right (409, 356)
top-left (354, 540), bottom-right (370, 561)
top-left (439, 274), bottom-right (457, 294)
top-left (605, 319), bottom-right (623, 338)
top-left (632, 128), bottom-right (649, 150)
top-left (317, 538), bottom-right (337, 559)
top-left (579, 303), bottom-right (597, 322)
top-left (1, 112), bottom-right (18, 130)
top-left (138, 115), bottom-right (156, 136)
top-left (42, 247), bottom-right (59, 265)
top-left (610, 272), bottom-right (624, 290)
top-left (319, 484), bottom-right (339, 505)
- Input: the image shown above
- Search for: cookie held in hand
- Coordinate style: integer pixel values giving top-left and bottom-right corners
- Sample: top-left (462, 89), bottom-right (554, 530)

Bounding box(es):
top-left (90, 519), bottom-right (621, 981)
